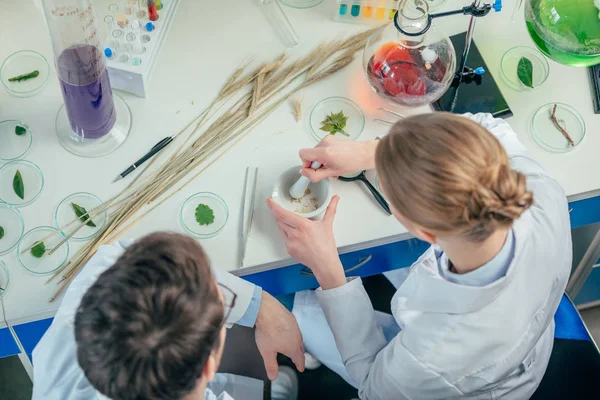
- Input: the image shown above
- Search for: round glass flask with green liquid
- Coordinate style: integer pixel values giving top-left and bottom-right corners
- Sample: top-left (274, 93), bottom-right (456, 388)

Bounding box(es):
top-left (525, 0), bottom-right (600, 67)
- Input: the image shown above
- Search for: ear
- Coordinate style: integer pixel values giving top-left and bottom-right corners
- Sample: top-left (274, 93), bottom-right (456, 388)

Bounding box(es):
top-left (201, 354), bottom-right (218, 382)
top-left (413, 227), bottom-right (437, 244)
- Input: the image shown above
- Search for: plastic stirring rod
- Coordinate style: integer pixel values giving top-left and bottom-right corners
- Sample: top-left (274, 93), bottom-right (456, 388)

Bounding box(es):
top-left (289, 161), bottom-right (321, 200)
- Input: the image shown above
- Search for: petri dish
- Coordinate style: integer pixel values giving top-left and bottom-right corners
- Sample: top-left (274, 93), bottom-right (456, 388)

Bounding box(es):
top-left (531, 103), bottom-right (585, 153)
top-left (17, 226), bottom-right (70, 276)
top-left (280, 0), bottom-right (324, 8)
top-left (180, 192), bottom-right (229, 238)
top-left (0, 261), bottom-right (10, 299)
top-left (0, 204), bottom-right (25, 256)
top-left (0, 120), bottom-right (33, 161)
top-left (0, 160), bottom-right (44, 207)
top-left (0, 50), bottom-right (50, 97)
top-left (309, 97), bottom-right (365, 142)
top-left (55, 192), bottom-right (107, 241)
top-left (500, 46), bottom-right (549, 92)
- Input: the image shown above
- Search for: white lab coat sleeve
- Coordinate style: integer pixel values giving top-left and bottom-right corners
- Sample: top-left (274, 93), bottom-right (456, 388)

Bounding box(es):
top-left (211, 268), bottom-right (258, 328)
top-left (316, 278), bottom-right (459, 399)
top-left (32, 241), bottom-right (130, 400)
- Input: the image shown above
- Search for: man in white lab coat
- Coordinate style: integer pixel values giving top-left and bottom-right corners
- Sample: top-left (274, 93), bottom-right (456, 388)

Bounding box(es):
top-left (32, 232), bottom-right (304, 400)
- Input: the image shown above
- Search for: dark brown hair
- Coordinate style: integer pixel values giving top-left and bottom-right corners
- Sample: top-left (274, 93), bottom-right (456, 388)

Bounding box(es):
top-left (74, 232), bottom-right (224, 400)
top-left (376, 113), bottom-right (533, 242)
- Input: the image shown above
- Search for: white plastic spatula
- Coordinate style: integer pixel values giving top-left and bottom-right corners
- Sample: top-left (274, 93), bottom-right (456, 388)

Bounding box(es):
top-left (289, 161), bottom-right (322, 199)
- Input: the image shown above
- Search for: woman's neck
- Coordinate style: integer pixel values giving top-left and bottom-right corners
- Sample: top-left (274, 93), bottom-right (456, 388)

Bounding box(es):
top-left (438, 227), bottom-right (510, 274)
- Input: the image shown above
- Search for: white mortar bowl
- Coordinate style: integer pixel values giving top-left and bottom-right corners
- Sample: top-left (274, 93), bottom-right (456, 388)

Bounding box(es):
top-left (272, 165), bottom-right (332, 220)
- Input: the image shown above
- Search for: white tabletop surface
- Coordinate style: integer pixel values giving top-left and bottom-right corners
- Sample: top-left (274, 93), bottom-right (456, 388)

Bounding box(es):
top-left (1, 0), bottom-right (599, 324)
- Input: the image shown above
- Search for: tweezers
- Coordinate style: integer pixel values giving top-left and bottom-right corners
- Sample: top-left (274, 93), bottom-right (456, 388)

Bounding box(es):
top-left (240, 167), bottom-right (258, 268)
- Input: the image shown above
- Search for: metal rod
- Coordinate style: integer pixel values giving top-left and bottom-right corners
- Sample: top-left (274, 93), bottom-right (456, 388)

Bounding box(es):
top-left (458, 0), bottom-right (481, 82)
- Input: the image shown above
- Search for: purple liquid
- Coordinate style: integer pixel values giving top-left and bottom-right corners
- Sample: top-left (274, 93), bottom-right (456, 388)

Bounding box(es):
top-left (57, 44), bottom-right (116, 139)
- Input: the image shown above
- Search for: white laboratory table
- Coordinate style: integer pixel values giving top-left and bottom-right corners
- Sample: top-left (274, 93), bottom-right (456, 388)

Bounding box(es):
top-left (1, 0), bottom-right (600, 366)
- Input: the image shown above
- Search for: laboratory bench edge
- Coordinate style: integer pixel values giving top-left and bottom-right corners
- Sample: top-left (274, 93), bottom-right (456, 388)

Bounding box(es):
top-left (1, 194), bottom-right (600, 361)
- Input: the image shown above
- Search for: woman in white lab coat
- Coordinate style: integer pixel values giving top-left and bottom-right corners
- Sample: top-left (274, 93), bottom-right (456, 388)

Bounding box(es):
top-left (267, 113), bottom-right (572, 399)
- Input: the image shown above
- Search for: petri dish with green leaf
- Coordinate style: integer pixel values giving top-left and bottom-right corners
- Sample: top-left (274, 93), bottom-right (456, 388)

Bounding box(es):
top-left (180, 192), bottom-right (229, 238)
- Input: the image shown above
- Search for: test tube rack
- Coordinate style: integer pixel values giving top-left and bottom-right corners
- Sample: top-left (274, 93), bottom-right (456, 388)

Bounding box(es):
top-left (333, 0), bottom-right (401, 24)
top-left (100, 0), bottom-right (181, 97)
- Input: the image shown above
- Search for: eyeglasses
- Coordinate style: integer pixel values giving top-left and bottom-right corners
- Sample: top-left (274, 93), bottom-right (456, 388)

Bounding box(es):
top-left (218, 283), bottom-right (237, 326)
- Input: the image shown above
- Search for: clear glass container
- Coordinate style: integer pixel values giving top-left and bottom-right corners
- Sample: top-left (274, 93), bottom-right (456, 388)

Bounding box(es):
top-left (180, 193), bottom-right (229, 238)
top-left (0, 160), bottom-right (44, 207)
top-left (0, 261), bottom-right (10, 299)
top-left (0, 50), bottom-right (50, 97)
top-left (54, 192), bottom-right (107, 241)
top-left (531, 103), bottom-right (585, 153)
top-left (525, 0), bottom-right (600, 67)
top-left (0, 204), bottom-right (25, 256)
top-left (309, 97), bottom-right (365, 142)
top-left (0, 120), bottom-right (33, 161)
top-left (17, 226), bottom-right (70, 275)
top-left (41, 0), bottom-right (132, 157)
top-left (500, 46), bottom-right (550, 91)
top-left (363, 0), bottom-right (456, 107)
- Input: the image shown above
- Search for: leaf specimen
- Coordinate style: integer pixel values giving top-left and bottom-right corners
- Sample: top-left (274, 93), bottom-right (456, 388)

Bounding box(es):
top-left (13, 170), bottom-right (24, 200)
top-left (195, 204), bottom-right (215, 226)
top-left (71, 203), bottom-right (97, 227)
top-left (15, 126), bottom-right (27, 136)
top-left (31, 241), bottom-right (46, 258)
top-left (0, 226), bottom-right (4, 240)
top-left (8, 70), bottom-right (40, 82)
top-left (320, 111), bottom-right (349, 136)
top-left (517, 57), bottom-right (534, 88)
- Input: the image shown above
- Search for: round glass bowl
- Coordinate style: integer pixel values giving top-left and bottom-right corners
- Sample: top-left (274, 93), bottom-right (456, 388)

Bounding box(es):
top-left (500, 46), bottom-right (549, 91)
top-left (55, 192), bottom-right (107, 241)
top-left (531, 103), bottom-right (585, 153)
top-left (180, 193), bottom-right (229, 238)
top-left (17, 226), bottom-right (70, 276)
top-left (280, 0), bottom-right (324, 8)
top-left (0, 50), bottom-right (50, 97)
top-left (309, 97), bottom-right (365, 142)
top-left (0, 261), bottom-right (10, 299)
top-left (0, 120), bottom-right (33, 161)
top-left (0, 204), bottom-right (25, 256)
top-left (0, 160), bottom-right (44, 207)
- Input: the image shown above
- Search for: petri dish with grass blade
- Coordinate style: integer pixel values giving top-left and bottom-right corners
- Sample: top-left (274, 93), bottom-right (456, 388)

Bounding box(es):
top-left (0, 204), bottom-right (25, 256)
top-left (531, 103), bottom-right (585, 153)
top-left (55, 192), bottom-right (107, 241)
top-left (0, 120), bottom-right (33, 161)
top-left (180, 192), bottom-right (229, 238)
top-left (0, 160), bottom-right (44, 207)
top-left (0, 261), bottom-right (10, 299)
top-left (309, 97), bottom-right (365, 142)
top-left (17, 226), bottom-right (70, 276)
top-left (0, 50), bottom-right (50, 97)
top-left (280, 0), bottom-right (324, 8)
top-left (500, 46), bottom-right (549, 92)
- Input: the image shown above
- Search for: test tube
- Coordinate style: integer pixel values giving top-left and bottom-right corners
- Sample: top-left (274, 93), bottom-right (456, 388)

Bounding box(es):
top-left (156, 0), bottom-right (163, 10)
top-left (116, 12), bottom-right (129, 28)
top-left (108, 3), bottom-right (119, 16)
top-left (125, 0), bottom-right (136, 15)
top-left (112, 29), bottom-right (129, 63)
top-left (104, 15), bottom-right (115, 32)
top-left (259, 0), bottom-right (299, 48)
top-left (147, 0), bottom-right (159, 21)
top-left (127, 33), bottom-right (144, 55)
top-left (137, 0), bottom-right (147, 18)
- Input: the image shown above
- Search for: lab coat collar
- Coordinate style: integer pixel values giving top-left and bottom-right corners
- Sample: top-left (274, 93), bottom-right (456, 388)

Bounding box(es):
top-left (392, 219), bottom-right (528, 315)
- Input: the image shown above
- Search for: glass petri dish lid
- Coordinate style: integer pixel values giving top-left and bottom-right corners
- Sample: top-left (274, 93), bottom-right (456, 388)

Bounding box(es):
top-left (531, 103), bottom-right (585, 153)
top-left (0, 261), bottom-right (10, 299)
top-left (309, 97), bottom-right (365, 142)
top-left (0, 50), bottom-right (50, 97)
top-left (17, 226), bottom-right (70, 276)
top-left (500, 46), bottom-right (549, 92)
top-left (0, 160), bottom-right (44, 207)
top-left (180, 192), bottom-right (229, 238)
top-left (0, 204), bottom-right (25, 256)
top-left (0, 120), bottom-right (33, 161)
top-left (55, 192), bottom-right (107, 241)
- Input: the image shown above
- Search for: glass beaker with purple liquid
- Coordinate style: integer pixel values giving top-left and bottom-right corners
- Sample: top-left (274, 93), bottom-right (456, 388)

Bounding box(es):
top-left (41, 0), bottom-right (131, 157)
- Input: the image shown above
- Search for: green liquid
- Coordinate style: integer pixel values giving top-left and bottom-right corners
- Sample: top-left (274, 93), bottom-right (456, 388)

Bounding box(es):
top-left (525, 0), bottom-right (600, 67)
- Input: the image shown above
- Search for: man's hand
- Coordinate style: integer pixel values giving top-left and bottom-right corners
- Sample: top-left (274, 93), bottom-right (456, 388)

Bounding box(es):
top-left (255, 292), bottom-right (305, 380)
top-left (266, 196), bottom-right (346, 289)
top-left (299, 136), bottom-right (379, 182)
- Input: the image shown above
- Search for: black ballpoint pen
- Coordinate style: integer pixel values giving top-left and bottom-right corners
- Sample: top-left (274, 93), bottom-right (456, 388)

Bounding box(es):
top-left (112, 136), bottom-right (174, 183)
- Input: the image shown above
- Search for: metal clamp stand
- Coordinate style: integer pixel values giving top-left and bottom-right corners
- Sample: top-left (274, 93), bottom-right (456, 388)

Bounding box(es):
top-left (394, 0), bottom-right (503, 112)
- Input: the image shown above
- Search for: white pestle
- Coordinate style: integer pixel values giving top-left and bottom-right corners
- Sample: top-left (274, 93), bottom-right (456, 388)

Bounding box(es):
top-left (289, 161), bottom-right (322, 199)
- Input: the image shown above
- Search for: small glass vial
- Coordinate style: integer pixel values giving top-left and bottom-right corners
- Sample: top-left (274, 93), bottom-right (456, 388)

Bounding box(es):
top-left (147, 0), bottom-right (159, 21)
